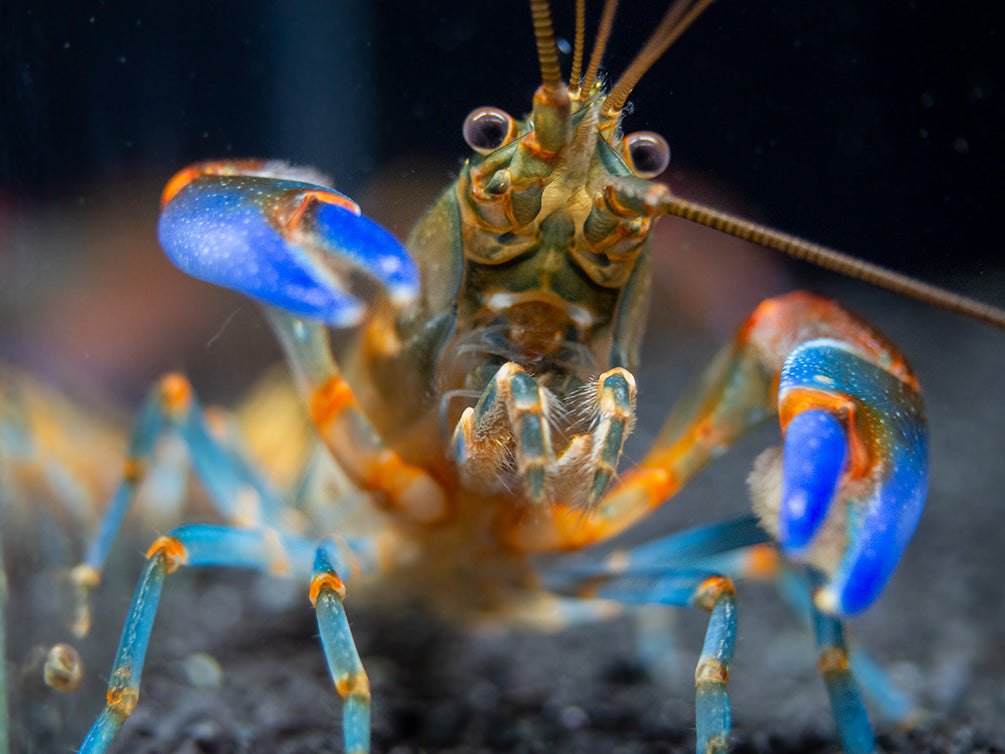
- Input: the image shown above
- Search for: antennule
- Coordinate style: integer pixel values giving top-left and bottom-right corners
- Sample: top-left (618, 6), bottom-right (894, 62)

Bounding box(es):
top-left (605, 0), bottom-right (715, 117)
top-left (581, 0), bottom-right (618, 98)
top-left (529, 0), bottom-right (563, 90)
top-left (569, 0), bottom-right (586, 95)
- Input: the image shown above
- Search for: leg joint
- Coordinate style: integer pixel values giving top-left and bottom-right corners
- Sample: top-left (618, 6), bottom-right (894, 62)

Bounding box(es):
top-left (695, 658), bottom-right (730, 686)
top-left (817, 644), bottom-right (850, 675)
top-left (106, 684), bottom-right (139, 719)
top-left (146, 535), bottom-right (188, 573)
top-left (692, 575), bottom-right (735, 612)
top-left (310, 571), bottom-right (347, 605)
top-left (336, 669), bottom-right (371, 701)
top-left (158, 373), bottom-right (193, 413)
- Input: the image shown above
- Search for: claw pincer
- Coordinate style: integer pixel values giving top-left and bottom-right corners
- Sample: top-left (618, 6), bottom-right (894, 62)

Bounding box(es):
top-left (776, 339), bottom-right (928, 616)
top-left (158, 161), bottom-right (419, 327)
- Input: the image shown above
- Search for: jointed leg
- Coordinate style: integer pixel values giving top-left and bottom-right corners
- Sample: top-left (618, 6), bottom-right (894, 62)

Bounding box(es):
top-left (78, 540), bottom-right (177, 753)
top-left (450, 362), bottom-right (637, 505)
top-left (267, 310), bottom-right (448, 525)
top-left (311, 543), bottom-right (370, 754)
top-left (451, 362), bottom-right (556, 501)
top-left (580, 568), bottom-right (738, 753)
top-left (775, 567), bottom-right (915, 725)
top-left (548, 518), bottom-right (778, 753)
top-left (71, 373), bottom-right (283, 636)
top-left (813, 605), bottom-right (876, 754)
top-left (620, 524), bottom-right (915, 729)
top-left (79, 524), bottom-right (367, 753)
top-left (564, 368), bottom-right (637, 507)
top-left (546, 515), bottom-right (913, 752)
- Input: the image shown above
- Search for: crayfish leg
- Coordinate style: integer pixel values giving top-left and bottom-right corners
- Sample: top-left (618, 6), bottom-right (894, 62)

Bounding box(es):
top-left (78, 525), bottom-right (368, 753)
top-left (266, 310), bottom-right (449, 525)
top-left (71, 374), bottom-right (284, 636)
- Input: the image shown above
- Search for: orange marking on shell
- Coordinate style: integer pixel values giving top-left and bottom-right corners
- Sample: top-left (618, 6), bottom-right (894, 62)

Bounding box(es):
top-left (496, 464), bottom-right (679, 552)
top-left (818, 645), bottom-right (850, 675)
top-left (310, 377), bottom-right (357, 431)
top-left (694, 575), bottom-right (735, 612)
top-left (744, 292), bottom-right (920, 391)
top-left (161, 159), bottom-right (269, 206)
top-left (779, 388), bottom-right (870, 479)
top-left (336, 671), bottom-right (371, 699)
top-left (159, 373), bottom-right (192, 412)
top-left (778, 389), bottom-right (849, 426)
top-left (699, 575), bottom-right (735, 597)
top-left (626, 465), bottom-right (676, 506)
top-left (122, 457), bottom-right (144, 483)
top-left (161, 166), bottom-right (203, 207)
top-left (371, 450), bottom-right (414, 490)
top-left (549, 498), bottom-right (636, 549)
top-left (146, 536), bottom-right (187, 574)
top-left (286, 189), bottom-right (360, 234)
top-left (603, 184), bottom-right (643, 219)
top-left (695, 658), bottom-right (729, 685)
top-left (309, 572), bottom-right (346, 606)
top-left (106, 684), bottom-right (139, 717)
top-left (305, 188), bottom-right (359, 213)
top-left (745, 544), bottom-right (780, 579)
top-left (369, 451), bottom-right (450, 524)
top-left (522, 86), bottom-right (570, 158)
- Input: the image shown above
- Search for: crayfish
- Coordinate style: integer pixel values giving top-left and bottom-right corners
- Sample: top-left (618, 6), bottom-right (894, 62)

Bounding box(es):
top-left (3, 1), bottom-right (1004, 752)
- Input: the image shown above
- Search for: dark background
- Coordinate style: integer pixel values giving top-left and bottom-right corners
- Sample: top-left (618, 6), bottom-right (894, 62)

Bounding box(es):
top-left (3, 0), bottom-right (1003, 398)
top-left (4, 1), bottom-right (1002, 264)
top-left (2, 2), bottom-right (1004, 752)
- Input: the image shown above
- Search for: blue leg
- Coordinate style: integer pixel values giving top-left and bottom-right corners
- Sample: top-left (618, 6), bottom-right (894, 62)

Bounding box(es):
top-left (552, 551), bottom-right (739, 754)
top-left (79, 523), bottom-right (367, 753)
top-left (311, 543), bottom-right (370, 754)
top-left (812, 604), bottom-right (877, 754)
top-left (692, 577), bottom-right (736, 753)
top-left (546, 516), bottom-right (772, 591)
top-left (546, 517), bottom-right (908, 753)
top-left (594, 571), bottom-right (736, 753)
top-left (847, 652), bottom-right (914, 725)
top-left (78, 544), bottom-right (171, 753)
top-left (72, 373), bottom-right (284, 635)
top-left (776, 567), bottom-right (915, 724)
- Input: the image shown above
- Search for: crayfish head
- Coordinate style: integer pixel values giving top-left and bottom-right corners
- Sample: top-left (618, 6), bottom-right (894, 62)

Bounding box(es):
top-left (431, 0), bottom-right (711, 409)
top-left (453, 0), bottom-right (703, 300)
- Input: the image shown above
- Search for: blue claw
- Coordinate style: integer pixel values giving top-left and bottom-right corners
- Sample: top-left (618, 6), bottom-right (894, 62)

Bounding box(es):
top-left (779, 409), bottom-right (847, 556)
top-left (158, 165), bottom-right (419, 327)
top-left (779, 339), bottom-right (928, 616)
top-left (827, 424), bottom-right (927, 616)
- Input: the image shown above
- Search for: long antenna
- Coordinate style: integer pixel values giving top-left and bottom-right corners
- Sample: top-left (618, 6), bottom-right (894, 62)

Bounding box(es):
top-left (616, 182), bottom-right (1005, 330)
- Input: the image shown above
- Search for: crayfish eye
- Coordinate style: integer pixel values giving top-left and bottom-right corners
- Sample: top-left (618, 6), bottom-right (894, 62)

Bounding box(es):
top-left (463, 107), bottom-right (515, 155)
top-left (623, 131), bottom-right (670, 178)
